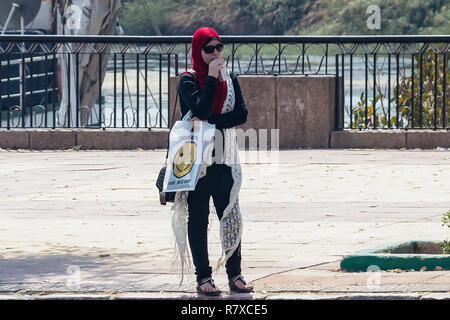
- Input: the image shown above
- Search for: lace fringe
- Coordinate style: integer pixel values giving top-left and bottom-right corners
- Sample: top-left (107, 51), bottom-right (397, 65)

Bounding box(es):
top-left (169, 191), bottom-right (193, 285)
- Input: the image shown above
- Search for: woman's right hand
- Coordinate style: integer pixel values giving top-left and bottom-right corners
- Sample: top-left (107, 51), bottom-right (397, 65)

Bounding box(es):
top-left (191, 116), bottom-right (202, 131)
top-left (208, 58), bottom-right (224, 79)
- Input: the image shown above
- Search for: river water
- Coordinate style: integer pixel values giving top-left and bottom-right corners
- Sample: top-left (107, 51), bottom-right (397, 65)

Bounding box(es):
top-left (1, 54), bottom-right (416, 129)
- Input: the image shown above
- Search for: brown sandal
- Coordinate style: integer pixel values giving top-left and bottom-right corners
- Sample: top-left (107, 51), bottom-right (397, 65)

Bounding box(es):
top-left (196, 277), bottom-right (222, 296)
top-left (229, 274), bottom-right (254, 293)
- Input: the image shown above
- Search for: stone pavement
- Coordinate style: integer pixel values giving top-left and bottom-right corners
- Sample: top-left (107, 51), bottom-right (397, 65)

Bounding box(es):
top-left (0, 148), bottom-right (449, 300)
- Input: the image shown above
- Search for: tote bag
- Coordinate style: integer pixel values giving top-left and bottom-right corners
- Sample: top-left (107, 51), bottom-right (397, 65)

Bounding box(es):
top-left (163, 111), bottom-right (216, 192)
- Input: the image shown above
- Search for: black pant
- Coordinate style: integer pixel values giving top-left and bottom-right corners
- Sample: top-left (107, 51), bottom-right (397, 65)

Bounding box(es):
top-left (187, 163), bottom-right (242, 283)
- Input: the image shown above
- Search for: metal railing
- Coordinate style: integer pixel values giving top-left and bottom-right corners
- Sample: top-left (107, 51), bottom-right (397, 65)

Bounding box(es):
top-left (0, 35), bottom-right (448, 130)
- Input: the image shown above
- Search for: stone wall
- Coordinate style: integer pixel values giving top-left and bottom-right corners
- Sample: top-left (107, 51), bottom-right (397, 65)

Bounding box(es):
top-left (170, 75), bottom-right (336, 149)
top-left (0, 129), bottom-right (168, 150)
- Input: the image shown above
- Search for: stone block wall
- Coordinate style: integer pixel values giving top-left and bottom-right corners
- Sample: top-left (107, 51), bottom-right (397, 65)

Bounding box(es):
top-left (170, 75), bottom-right (337, 149)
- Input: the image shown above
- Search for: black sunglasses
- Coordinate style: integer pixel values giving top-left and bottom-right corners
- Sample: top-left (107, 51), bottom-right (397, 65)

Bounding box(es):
top-left (202, 43), bottom-right (224, 54)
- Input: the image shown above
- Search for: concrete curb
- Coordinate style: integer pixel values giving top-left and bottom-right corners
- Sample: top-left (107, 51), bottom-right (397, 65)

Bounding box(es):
top-left (330, 130), bottom-right (450, 149)
top-left (0, 292), bottom-right (449, 300)
top-left (0, 128), bottom-right (170, 150)
top-left (1, 129), bottom-right (449, 150)
top-left (340, 240), bottom-right (450, 272)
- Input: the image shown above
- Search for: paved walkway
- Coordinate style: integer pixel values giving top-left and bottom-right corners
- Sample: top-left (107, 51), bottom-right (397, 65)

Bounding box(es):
top-left (0, 148), bottom-right (449, 300)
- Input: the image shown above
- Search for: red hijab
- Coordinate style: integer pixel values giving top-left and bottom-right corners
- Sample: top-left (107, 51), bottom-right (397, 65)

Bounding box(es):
top-left (183, 27), bottom-right (227, 116)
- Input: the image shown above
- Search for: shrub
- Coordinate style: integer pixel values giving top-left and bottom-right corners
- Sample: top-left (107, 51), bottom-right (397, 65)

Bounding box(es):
top-left (441, 210), bottom-right (450, 254)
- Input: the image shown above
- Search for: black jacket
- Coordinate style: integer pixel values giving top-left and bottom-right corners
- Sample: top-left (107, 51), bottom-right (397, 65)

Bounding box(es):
top-left (178, 72), bottom-right (248, 129)
top-left (178, 72), bottom-right (247, 192)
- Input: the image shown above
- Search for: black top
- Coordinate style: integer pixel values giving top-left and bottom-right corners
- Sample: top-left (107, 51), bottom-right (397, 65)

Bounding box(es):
top-left (178, 72), bottom-right (248, 173)
top-left (178, 72), bottom-right (248, 129)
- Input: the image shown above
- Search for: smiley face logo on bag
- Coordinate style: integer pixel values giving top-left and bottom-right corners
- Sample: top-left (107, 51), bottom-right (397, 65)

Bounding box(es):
top-left (173, 142), bottom-right (197, 178)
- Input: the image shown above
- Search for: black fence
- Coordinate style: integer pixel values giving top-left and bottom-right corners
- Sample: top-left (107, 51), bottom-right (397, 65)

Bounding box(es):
top-left (0, 35), bottom-right (448, 130)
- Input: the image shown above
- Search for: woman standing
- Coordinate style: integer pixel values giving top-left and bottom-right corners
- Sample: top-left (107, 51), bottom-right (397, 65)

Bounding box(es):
top-left (170, 27), bottom-right (254, 296)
